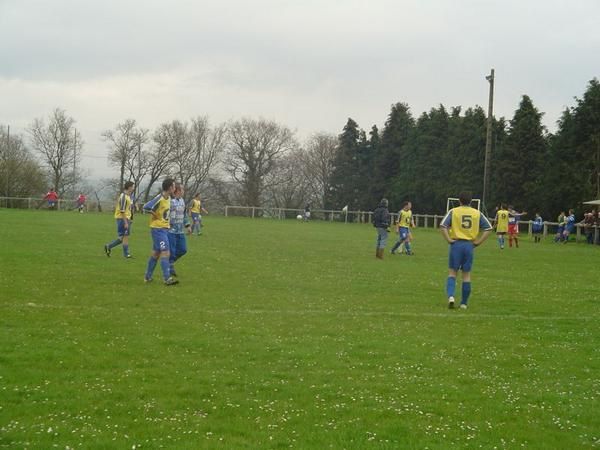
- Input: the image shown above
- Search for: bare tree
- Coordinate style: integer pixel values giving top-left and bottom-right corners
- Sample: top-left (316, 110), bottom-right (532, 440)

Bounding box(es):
top-left (0, 126), bottom-right (46, 198)
top-left (141, 122), bottom-right (178, 201)
top-left (182, 117), bottom-right (227, 200)
top-left (28, 108), bottom-right (83, 196)
top-left (263, 147), bottom-right (311, 210)
top-left (300, 132), bottom-right (338, 208)
top-left (225, 118), bottom-right (296, 206)
top-left (102, 119), bottom-right (150, 193)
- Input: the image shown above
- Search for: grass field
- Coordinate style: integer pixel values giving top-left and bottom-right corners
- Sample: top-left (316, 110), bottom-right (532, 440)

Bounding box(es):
top-left (0, 209), bottom-right (598, 449)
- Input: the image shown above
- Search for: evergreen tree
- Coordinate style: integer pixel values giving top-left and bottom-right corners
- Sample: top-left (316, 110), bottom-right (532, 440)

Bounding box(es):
top-left (495, 95), bottom-right (547, 213)
top-left (404, 105), bottom-right (450, 212)
top-left (373, 103), bottom-right (415, 204)
top-left (327, 118), bottom-right (362, 210)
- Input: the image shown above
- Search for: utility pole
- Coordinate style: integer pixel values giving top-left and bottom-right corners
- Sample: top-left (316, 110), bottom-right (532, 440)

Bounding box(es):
top-left (482, 68), bottom-right (495, 214)
top-left (5, 125), bottom-right (10, 200)
top-left (73, 129), bottom-right (77, 199)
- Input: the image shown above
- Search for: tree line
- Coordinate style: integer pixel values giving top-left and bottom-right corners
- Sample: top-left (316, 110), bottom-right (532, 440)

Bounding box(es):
top-left (328, 78), bottom-right (600, 218)
top-left (1, 78), bottom-right (599, 217)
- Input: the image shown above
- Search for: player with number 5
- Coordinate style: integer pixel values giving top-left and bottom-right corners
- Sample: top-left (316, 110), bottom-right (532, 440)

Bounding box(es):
top-left (440, 191), bottom-right (493, 310)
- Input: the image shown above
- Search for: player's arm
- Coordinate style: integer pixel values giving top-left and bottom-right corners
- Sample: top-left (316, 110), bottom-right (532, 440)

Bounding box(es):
top-left (473, 215), bottom-right (493, 247)
top-left (143, 194), bottom-right (162, 218)
top-left (201, 207), bottom-right (208, 214)
top-left (473, 229), bottom-right (492, 247)
top-left (439, 211), bottom-right (455, 243)
top-left (440, 226), bottom-right (455, 244)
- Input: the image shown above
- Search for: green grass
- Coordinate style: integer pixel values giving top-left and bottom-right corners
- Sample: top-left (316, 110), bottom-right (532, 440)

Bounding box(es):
top-left (0, 209), bottom-right (598, 449)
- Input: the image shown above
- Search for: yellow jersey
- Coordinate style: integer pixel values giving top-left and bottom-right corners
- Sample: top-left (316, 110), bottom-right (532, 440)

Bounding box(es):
top-left (441, 205), bottom-right (492, 241)
top-left (143, 194), bottom-right (171, 229)
top-left (398, 209), bottom-right (413, 228)
top-left (190, 199), bottom-right (201, 214)
top-left (495, 209), bottom-right (509, 233)
top-left (114, 192), bottom-right (133, 219)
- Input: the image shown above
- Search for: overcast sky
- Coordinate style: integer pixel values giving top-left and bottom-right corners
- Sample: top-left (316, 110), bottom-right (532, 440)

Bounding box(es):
top-left (1, 0), bottom-right (599, 179)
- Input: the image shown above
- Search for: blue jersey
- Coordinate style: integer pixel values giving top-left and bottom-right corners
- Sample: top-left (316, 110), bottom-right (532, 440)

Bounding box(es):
top-left (565, 214), bottom-right (576, 232)
top-left (532, 216), bottom-right (543, 232)
top-left (169, 198), bottom-right (186, 234)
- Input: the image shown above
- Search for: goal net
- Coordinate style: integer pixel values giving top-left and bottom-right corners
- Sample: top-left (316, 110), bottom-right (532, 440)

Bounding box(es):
top-left (446, 197), bottom-right (481, 213)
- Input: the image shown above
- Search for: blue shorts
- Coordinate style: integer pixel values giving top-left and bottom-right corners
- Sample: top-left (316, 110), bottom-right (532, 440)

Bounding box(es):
top-left (151, 228), bottom-right (170, 253)
top-left (191, 213), bottom-right (201, 224)
top-left (116, 219), bottom-right (130, 237)
top-left (168, 233), bottom-right (187, 263)
top-left (398, 227), bottom-right (410, 241)
top-left (448, 240), bottom-right (475, 272)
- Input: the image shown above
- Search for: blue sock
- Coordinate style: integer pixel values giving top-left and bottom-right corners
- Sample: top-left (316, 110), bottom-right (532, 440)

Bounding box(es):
top-left (405, 242), bottom-right (412, 254)
top-left (497, 237), bottom-right (502, 247)
top-left (391, 241), bottom-right (400, 252)
top-left (160, 257), bottom-right (171, 280)
top-left (108, 239), bottom-right (122, 249)
top-left (462, 282), bottom-right (472, 305)
top-left (446, 277), bottom-right (456, 298)
top-left (145, 257), bottom-right (158, 280)
top-left (123, 244), bottom-right (129, 256)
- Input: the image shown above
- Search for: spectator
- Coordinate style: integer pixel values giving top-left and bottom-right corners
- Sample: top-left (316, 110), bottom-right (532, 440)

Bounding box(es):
top-left (373, 198), bottom-right (391, 259)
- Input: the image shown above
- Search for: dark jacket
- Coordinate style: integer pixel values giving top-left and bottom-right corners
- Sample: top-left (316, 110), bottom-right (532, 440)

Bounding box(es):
top-left (373, 204), bottom-right (390, 228)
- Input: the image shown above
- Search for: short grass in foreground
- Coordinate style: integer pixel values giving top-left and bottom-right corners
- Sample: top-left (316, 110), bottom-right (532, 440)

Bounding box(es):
top-left (0, 209), bottom-right (598, 449)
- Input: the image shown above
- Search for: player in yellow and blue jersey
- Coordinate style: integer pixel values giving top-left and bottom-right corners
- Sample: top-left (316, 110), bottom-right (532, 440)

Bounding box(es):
top-left (391, 201), bottom-right (415, 255)
top-left (143, 178), bottom-right (178, 285)
top-left (189, 193), bottom-right (208, 235)
top-left (104, 181), bottom-right (135, 258)
top-left (494, 204), bottom-right (509, 249)
top-left (440, 192), bottom-right (493, 310)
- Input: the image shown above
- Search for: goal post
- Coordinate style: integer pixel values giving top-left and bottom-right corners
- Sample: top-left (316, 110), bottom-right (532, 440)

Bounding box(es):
top-left (446, 197), bottom-right (481, 213)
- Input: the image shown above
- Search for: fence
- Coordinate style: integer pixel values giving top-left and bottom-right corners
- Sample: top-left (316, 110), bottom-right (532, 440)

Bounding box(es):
top-left (1, 197), bottom-right (598, 243)
top-left (0, 196), bottom-right (115, 213)
top-left (224, 205), bottom-right (600, 244)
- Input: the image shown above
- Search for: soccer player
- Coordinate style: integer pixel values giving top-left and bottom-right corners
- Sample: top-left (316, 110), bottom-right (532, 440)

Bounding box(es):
top-left (391, 201), bottom-right (415, 255)
top-left (554, 211), bottom-right (566, 242)
top-left (440, 191), bottom-right (493, 310)
top-left (562, 209), bottom-right (576, 243)
top-left (373, 198), bottom-right (391, 259)
top-left (532, 212), bottom-right (544, 243)
top-left (104, 181), bottom-right (135, 258)
top-left (507, 206), bottom-right (527, 248)
top-left (143, 178), bottom-right (178, 285)
top-left (494, 203), bottom-right (509, 249)
top-left (168, 183), bottom-right (188, 278)
top-left (76, 193), bottom-right (86, 213)
top-left (44, 188), bottom-right (59, 210)
top-left (304, 203), bottom-right (311, 221)
top-left (189, 193), bottom-right (208, 235)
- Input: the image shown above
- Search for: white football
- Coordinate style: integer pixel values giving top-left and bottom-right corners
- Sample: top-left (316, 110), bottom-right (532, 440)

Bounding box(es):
top-left (297, 215), bottom-right (303, 220)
